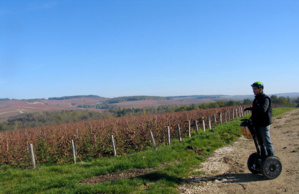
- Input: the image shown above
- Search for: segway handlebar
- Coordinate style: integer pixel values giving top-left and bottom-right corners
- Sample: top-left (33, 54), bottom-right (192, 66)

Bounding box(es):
top-left (244, 107), bottom-right (253, 111)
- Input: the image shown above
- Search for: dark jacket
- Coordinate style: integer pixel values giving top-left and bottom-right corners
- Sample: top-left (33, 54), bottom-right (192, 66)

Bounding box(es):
top-left (251, 93), bottom-right (272, 127)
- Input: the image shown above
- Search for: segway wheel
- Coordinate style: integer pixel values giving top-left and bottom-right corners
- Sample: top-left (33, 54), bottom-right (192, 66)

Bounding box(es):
top-left (261, 156), bottom-right (282, 179)
top-left (247, 153), bottom-right (260, 174)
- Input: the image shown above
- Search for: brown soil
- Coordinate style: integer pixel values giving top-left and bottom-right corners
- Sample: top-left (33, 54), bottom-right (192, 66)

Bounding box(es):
top-left (81, 168), bottom-right (156, 185)
top-left (178, 109), bottom-right (299, 194)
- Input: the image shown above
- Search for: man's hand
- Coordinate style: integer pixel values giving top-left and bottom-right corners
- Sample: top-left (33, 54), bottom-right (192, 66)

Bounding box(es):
top-left (244, 107), bottom-right (253, 111)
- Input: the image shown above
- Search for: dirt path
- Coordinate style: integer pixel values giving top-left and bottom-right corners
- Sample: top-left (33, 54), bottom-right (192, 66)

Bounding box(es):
top-left (178, 109), bottom-right (299, 194)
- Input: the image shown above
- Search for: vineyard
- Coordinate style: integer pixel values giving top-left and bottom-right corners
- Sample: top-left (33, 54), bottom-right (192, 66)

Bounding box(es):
top-left (0, 106), bottom-right (247, 167)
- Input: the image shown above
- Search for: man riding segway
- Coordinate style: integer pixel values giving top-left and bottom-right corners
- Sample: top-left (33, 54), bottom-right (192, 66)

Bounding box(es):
top-left (242, 82), bottom-right (282, 179)
top-left (245, 81), bottom-right (274, 158)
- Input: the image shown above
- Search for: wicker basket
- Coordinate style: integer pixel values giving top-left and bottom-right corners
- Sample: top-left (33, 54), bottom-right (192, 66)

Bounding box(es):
top-left (240, 126), bottom-right (253, 139)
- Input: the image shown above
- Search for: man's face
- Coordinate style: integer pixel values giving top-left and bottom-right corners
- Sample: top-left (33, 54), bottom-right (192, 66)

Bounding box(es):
top-left (253, 87), bottom-right (263, 95)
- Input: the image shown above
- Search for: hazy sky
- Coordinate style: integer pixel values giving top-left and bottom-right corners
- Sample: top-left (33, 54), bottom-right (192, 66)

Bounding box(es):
top-left (1, 0), bottom-right (298, 99)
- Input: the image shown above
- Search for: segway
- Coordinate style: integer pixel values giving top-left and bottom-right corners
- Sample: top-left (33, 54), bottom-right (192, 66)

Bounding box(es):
top-left (240, 119), bottom-right (282, 179)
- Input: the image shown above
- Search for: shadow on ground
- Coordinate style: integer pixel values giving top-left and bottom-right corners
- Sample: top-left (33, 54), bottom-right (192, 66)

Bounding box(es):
top-left (136, 172), bottom-right (183, 184)
top-left (184, 173), bottom-right (267, 184)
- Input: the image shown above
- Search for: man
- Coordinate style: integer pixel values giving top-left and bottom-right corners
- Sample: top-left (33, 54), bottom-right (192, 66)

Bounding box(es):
top-left (245, 82), bottom-right (274, 158)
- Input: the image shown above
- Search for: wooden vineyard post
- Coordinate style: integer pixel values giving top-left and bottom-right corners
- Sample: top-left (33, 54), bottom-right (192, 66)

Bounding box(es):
top-left (94, 135), bottom-right (97, 147)
top-left (202, 117), bottom-right (206, 132)
top-left (149, 131), bottom-right (156, 149)
top-left (213, 114), bottom-right (217, 124)
top-left (208, 115), bottom-right (211, 129)
top-left (236, 108), bottom-right (238, 119)
top-left (220, 113), bottom-right (223, 125)
top-left (111, 135), bottom-right (117, 156)
top-left (6, 138), bottom-right (9, 152)
top-left (177, 124), bottom-right (182, 142)
top-left (195, 120), bottom-right (199, 134)
top-left (71, 139), bottom-right (76, 164)
top-left (232, 109), bottom-right (235, 120)
top-left (225, 111), bottom-right (227, 123)
top-left (29, 144), bottom-right (36, 169)
top-left (167, 126), bottom-right (171, 145)
top-left (188, 120), bottom-right (191, 137)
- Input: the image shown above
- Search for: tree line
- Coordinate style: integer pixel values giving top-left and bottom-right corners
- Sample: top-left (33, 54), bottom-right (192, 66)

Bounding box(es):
top-left (0, 110), bottom-right (106, 131)
top-left (106, 96), bottom-right (169, 104)
top-left (48, 95), bottom-right (101, 100)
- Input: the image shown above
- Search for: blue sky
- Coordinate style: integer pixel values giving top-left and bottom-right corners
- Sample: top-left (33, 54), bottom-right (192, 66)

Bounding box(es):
top-left (1, 0), bottom-right (298, 99)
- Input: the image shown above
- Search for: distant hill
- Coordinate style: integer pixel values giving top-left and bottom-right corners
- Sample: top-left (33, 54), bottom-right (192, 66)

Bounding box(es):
top-left (270, 92), bottom-right (299, 98)
top-left (48, 95), bottom-right (103, 100)
top-left (106, 96), bottom-right (169, 104)
top-left (0, 95), bottom-right (107, 122)
top-left (167, 95), bottom-right (226, 99)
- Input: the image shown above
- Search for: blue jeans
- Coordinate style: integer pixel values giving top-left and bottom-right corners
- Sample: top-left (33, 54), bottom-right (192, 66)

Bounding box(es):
top-left (256, 125), bottom-right (274, 157)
